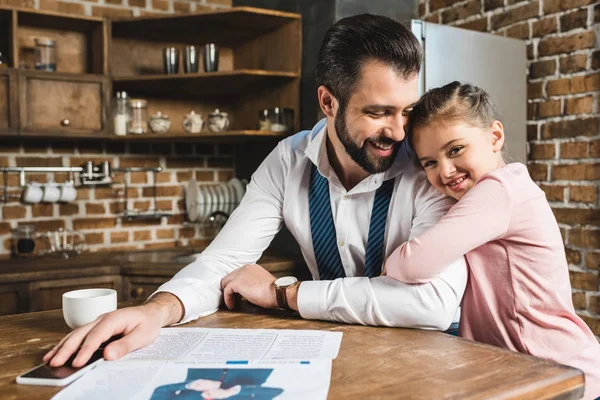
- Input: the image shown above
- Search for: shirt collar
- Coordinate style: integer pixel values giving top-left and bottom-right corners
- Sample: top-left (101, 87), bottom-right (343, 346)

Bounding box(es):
top-left (304, 118), bottom-right (417, 193)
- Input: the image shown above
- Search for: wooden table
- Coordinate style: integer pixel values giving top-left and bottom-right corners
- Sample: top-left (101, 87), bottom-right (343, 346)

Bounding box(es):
top-left (0, 305), bottom-right (585, 399)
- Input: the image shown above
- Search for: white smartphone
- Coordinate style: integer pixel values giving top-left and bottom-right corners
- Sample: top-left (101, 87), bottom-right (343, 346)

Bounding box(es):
top-left (16, 348), bottom-right (104, 386)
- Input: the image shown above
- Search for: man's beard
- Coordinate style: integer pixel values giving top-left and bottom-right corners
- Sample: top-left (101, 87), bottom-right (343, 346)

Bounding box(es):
top-left (334, 107), bottom-right (399, 174)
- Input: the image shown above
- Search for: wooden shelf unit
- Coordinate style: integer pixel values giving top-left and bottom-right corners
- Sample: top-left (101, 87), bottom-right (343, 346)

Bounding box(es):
top-left (0, 6), bottom-right (301, 142)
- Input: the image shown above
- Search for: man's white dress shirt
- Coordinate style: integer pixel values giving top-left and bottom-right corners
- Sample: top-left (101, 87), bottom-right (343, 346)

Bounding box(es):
top-left (155, 119), bottom-right (467, 328)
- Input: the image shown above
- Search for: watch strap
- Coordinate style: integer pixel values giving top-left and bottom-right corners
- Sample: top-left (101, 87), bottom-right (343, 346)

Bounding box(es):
top-left (275, 285), bottom-right (290, 310)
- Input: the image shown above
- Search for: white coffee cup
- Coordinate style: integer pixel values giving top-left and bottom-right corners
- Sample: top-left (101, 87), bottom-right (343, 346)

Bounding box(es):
top-left (22, 183), bottom-right (43, 203)
top-left (62, 288), bottom-right (117, 329)
top-left (42, 184), bottom-right (61, 203)
top-left (59, 184), bottom-right (77, 202)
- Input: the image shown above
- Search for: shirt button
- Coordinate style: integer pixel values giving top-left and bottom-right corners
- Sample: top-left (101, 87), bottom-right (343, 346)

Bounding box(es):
top-left (338, 240), bottom-right (345, 247)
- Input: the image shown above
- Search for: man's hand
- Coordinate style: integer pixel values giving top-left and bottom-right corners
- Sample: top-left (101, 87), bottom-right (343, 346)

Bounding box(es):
top-left (43, 292), bottom-right (183, 368)
top-left (220, 264), bottom-right (278, 310)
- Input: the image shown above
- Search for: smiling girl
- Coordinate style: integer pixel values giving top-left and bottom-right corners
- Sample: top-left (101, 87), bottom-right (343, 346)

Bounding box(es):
top-left (384, 81), bottom-right (600, 399)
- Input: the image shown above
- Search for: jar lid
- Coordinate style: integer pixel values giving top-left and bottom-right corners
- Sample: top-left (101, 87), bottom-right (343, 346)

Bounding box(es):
top-left (209, 109), bottom-right (227, 117)
top-left (34, 37), bottom-right (56, 46)
top-left (128, 99), bottom-right (147, 108)
top-left (150, 111), bottom-right (169, 119)
top-left (14, 225), bottom-right (35, 234)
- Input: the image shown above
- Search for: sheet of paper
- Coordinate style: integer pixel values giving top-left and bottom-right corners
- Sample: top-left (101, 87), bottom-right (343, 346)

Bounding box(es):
top-left (121, 328), bottom-right (343, 362)
top-left (53, 361), bottom-right (333, 400)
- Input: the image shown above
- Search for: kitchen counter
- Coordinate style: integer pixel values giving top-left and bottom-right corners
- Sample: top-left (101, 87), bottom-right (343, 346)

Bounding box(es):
top-left (0, 248), bottom-right (298, 284)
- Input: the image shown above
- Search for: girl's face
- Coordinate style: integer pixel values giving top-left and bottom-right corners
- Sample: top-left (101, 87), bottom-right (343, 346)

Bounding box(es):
top-left (412, 119), bottom-right (505, 200)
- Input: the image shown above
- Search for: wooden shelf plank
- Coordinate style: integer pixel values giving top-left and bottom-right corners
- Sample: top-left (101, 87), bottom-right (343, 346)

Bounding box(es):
top-left (111, 7), bottom-right (301, 46)
top-left (9, 130), bottom-right (287, 142)
top-left (112, 70), bottom-right (299, 98)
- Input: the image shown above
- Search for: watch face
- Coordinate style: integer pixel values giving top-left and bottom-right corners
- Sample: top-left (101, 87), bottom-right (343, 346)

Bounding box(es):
top-left (275, 276), bottom-right (297, 287)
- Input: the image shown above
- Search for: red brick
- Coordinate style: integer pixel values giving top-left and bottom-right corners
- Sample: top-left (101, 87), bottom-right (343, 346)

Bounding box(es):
top-left (546, 79), bottom-right (570, 96)
top-left (590, 140), bottom-right (600, 157)
top-left (179, 226), bottom-right (195, 238)
top-left (176, 172), bottom-right (193, 182)
top-left (530, 143), bottom-right (556, 159)
top-left (128, 0), bottom-right (146, 6)
top-left (128, 172), bottom-right (148, 184)
top-left (527, 43), bottom-right (534, 59)
top-left (85, 232), bottom-right (105, 245)
top-left (570, 73), bottom-right (600, 94)
top-left (528, 124), bottom-right (539, 141)
top-left (565, 248), bottom-right (582, 265)
top-left (156, 173), bottom-right (172, 183)
top-left (560, 9), bottom-right (588, 32)
top-left (569, 271), bottom-right (599, 291)
top-left (2, 205), bottom-right (26, 219)
top-left (73, 218), bottom-right (116, 230)
top-left (540, 184), bottom-right (565, 201)
top-left (30, 203), bottom-right (54, 218)
top-left (560, 142), bottom-right (589, 158)
top-left (537, 100), bottom-right (561, 118)
top-left (166, 157), bottom-right (205, 169)
top-left (16, 157), bottom-right (62, 167)
top-left (559, 54), bottom-right (587, 74)
top-left (532, 16), bottom-right (558, 37)
top-left (110, 231), bottom-right (129, 243)
top-left (18, 220), bottom-right (64, 231)
top-left (195, 171), bottom-right (214, 181)
top-left (527, 82), bottom-right (543, 99)
top-left (0, 0), bottom-right (34, 7)
top-left (440, 0), bottom-right (480, 24)
top-left (142, 185), bottom-right (182, 197)
top-left (430, 0), bottom-right (460, 12)
top-left (506, 22), bottom-right (530, 40)
top-left (578, 314), bottom-right (600, 335)
top-left (86, 203), bottom-right (106, 214)
top-left (590, 295), bottom-right (600, 314)
top-left (553, 208), bottom-right (600, 225)
top-left (541, 118), bottom-right (598, 139)
top-left (483, 0), bottom-right (503, 11)
top-left (529, 59), bottom-right (556, 79)
top-left (143, 241), bottom-right (177, 250)
top-left (0, 223), bottom-right (11, 235)
top-left (593, 50), bottom-right (600, 70)
top-left (572, 292), bottom-right (586, 309)
top-left (585, 252), bottom-right (600, 270)
top-left (206, 0), bottom-right (230, 5)
top-left (133, 200), bottom-right (151, 210)
top-left (491, 1), bottom-right (539, 30)
top-left (91, 5), bottom-right (133, 17)
top-left (59, 203), bottom-right (79, 216)
top-left (133, 230), bottom-right (152, 241)
top-left (156, 200), bottom-right (172, 210)
top-left (565, 96), bottom-right (593, 115)
top-left (543, 0), bottom-right (596, 14)
top-left (119, 157), bottom-right (161, 168)
top-left (528, 163), bottom-right (548, 181)
top-left (151, 0), bottom-right (168, 10)
top-left (552, 163), bottom-right (600, 180)
top-left (217, 170), bottom-right (234, 182)
top-left (570, 185), bottom-right (598, 203)
top-left (569, 228), bottom-right (600, 248)
top-left (156, 228), bottom-right (175, 239)
top-left (538, 31), bottom-right (595, 57)
top-left (39, 0), bottom-right (85, 14)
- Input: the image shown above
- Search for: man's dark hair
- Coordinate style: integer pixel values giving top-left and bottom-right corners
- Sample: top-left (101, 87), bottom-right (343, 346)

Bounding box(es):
top-left (315, 14), bottom-right (422, 110)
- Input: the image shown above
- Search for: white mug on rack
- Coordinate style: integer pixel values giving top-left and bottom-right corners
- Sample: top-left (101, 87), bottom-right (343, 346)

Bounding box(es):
top-left (59, 183), bottom-right (77, 202)
top-left (42, 183), bottom-right (61, 203)
top-left (22, 183), bottom-right (43, 204)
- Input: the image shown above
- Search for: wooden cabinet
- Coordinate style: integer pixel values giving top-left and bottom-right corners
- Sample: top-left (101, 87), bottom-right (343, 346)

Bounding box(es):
top-left (0, 282), bottom-right (28, 315)
top-left (18, 71), bottom-right (110, 137)
top-left (122, 276), bottom-right (167, 301)
top-left (0, 68), bottom-right (19, 135)
top-left (29, 275), bottom-right (121, 312)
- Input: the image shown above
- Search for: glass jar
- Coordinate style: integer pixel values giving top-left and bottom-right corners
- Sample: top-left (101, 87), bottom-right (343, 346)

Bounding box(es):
top-left (13, 225), bottom-right (36, 257)
top-left (113, 91), bottom-right (129, 136)
top-left (0, 51), bottom-right (9, 69)
top-left (258, 109), bottom-right (271, 131)
top-left (34, 37), bottom-right (56, 72)
top-left (269, 107), bottom-right (294, 134)
top-left (127, 99), bottom-right (148, 134)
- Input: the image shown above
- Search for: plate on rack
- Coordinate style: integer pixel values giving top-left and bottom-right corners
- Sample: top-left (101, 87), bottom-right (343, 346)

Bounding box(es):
top-left (186, 178), bottom-right (198, 222)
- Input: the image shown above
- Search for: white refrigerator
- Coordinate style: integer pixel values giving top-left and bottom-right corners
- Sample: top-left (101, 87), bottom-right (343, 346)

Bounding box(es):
top-left (411, 20), bottom-right (528, 163)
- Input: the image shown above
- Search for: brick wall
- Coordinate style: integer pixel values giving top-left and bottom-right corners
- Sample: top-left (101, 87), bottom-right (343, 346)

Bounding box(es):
top-left (417, 0), bottom-right (599, 337)
top-left (0, 0), bottom-right (233, 258)
top-left (0, 138), bottom-right (235, 256)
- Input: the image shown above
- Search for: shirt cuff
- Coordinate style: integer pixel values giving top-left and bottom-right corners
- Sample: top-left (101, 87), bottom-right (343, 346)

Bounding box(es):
top-left (148, 277), bottom-right (221, 325)
top-left (297, 280), bottom-right (329, 321)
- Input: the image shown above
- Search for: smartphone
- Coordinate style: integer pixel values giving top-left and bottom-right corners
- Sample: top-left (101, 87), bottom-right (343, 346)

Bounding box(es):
top-left (16, 348), bottom-right (104, 386)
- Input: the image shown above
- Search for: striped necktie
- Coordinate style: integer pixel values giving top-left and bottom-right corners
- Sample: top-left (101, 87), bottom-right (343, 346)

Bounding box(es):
top-left (308, 164), bottom-right (395, 279)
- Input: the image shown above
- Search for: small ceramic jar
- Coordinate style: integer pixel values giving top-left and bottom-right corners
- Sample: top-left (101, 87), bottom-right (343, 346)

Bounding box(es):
top-left (207, 109), bottom-right (230, 132)
top-left (183, 110), bottom-right (204, 133)
top-left (148, 111), bottom-right (171, 134)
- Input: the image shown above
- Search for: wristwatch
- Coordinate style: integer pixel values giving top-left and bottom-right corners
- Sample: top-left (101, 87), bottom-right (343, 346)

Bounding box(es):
top-left (274, 276), bottom-right (298, 310)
